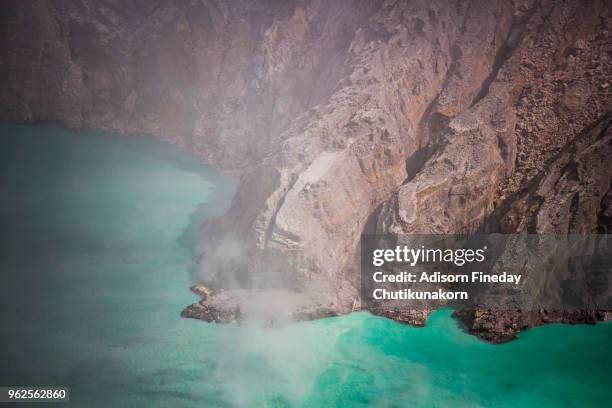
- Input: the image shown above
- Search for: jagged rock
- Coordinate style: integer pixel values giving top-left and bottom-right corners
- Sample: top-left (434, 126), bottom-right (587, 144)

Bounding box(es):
top-left (373, 0), bottom-right (612, 340)
top-left (490, 112), bottom-right (612, 234)
top-left (189, 283), bottom-right (212, 299)
top-left (196, 0), bottom-right (517, 319)
top-left (453, 309), bottom-right (606, 343)
top-left (181, 291), bottom-right (241, 324)
top-left (1, 0), bottom-right (611, 341)
top-left (182, 288), bottom-right (336, 325)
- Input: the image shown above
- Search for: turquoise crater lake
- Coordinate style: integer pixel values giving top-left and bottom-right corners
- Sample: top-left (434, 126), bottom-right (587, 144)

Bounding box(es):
top-left (0, 124), bottom-right (611, 407)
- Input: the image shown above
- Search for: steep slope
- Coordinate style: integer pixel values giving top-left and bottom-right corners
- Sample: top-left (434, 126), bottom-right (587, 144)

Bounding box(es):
top-left (1, 0), bottom-right (381, 170)
top-left (375, 0), bottom-right (612, 338)
top-left (1, 0), bottom-right (611, 338)
top-left (189, 0), bottom-right (517, 320)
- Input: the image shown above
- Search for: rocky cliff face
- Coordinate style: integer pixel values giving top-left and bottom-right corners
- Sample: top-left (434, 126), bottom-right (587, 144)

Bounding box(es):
top-left (1, 0), bottom-right (381, 170)
top-left (2, 0), bottom-right (611, 341)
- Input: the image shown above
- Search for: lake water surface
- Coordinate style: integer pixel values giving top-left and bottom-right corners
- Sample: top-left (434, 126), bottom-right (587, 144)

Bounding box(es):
top-left (1, 124), bottom-right (611, 407)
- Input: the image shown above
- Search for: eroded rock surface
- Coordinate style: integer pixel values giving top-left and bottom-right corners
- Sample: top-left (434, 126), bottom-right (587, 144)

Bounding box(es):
top-left (453, 309), bottom-right (606, 343)
top-left (2, 0), bottom-right (611, 340)
top-left (196, 0), bottom-right (519, 322)
top-left (1, 0), bottom-right (383, 170)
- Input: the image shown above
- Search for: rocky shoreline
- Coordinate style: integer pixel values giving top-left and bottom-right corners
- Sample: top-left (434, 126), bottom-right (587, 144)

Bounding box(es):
top-left (454, 309), bottom-right (612, 343)
top-left (181, 284), bottom-right (340, 325)
top-left (181, 284), bottom-right (612, 343)
top-left (2, 0), bottom-right (611, 343)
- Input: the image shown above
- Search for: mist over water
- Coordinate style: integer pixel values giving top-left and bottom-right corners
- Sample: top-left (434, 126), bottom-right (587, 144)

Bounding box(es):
top-left (1, 124), bottom-right (611, 407)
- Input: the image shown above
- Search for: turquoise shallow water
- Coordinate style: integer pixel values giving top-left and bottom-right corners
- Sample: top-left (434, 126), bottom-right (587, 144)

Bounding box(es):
top-left (0, 124), bottom-right (611, 407)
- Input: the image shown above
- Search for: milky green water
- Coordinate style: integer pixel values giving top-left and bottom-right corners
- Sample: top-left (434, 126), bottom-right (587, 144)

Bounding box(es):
top-left (0, 124), bottom-right (611, 407)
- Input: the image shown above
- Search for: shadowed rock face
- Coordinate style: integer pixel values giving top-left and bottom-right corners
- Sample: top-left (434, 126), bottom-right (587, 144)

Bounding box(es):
top-left (0, 0), bottom-right (380, 170)
top-left (2, 0), bottom-right (611, 341)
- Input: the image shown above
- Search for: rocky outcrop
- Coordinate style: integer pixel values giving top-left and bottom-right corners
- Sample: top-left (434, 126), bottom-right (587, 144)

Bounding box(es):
top-left (372, 0), bottom-right (612, 332)
top-left (181, 287), bottom-right (339, 325)
top-left (454, 107), bottom-right (612, 343)
top-left (489, 112), bottom-right (612, 235)
top-left (190, 0), bottom-right (521, 322)
top-left (453, 309), bottom-right (607, 343)
top-left (377, 0), bottom-right (612, 237)
top-left (2, 0), bottom-right (611, 340)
